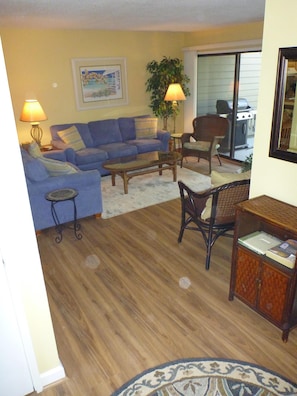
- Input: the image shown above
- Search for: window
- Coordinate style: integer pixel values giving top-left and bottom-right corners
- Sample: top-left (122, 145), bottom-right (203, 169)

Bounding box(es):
top-left (197, 51), bottom-right (262, 161)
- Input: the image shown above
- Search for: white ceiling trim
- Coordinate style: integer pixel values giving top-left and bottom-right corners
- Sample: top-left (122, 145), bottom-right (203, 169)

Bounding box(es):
top-left (183, 39), bottom-right (263, 54)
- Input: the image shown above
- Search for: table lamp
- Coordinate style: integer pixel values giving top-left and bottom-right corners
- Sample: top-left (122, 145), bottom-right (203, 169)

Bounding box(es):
top-left (20, 99), bottom-right (47, 146)
top-left (164, 83), bottom-right (186, 134)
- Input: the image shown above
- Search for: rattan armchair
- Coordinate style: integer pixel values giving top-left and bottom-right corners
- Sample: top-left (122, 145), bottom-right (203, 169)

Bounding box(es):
top-left (178, 178), bottom-right (250, 270)
top-left (180, 115), bottom-right (229, 174)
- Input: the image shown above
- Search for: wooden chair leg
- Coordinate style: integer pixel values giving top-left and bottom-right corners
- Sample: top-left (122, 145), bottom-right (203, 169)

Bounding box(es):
top-left (217, 154), bottom-right (222, 166)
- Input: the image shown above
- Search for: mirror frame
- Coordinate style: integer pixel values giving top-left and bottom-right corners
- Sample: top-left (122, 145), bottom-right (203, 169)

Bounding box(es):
top-left (270, 47), bottom-right (297, 163)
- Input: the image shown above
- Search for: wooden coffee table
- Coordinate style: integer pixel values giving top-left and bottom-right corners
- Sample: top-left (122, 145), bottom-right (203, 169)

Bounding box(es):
top-left (103, 151), bottom-right (181, 194)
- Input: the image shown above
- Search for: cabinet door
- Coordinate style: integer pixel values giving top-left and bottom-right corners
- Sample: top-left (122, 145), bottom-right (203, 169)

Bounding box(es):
top-left (258, 263), bottom-right (289, 324)
top-left (235, 247), bottom-right (260, 306)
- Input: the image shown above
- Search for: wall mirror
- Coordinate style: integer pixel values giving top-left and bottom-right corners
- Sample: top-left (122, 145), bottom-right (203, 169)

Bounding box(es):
top-left (270, 47), bottom-right (297, 163)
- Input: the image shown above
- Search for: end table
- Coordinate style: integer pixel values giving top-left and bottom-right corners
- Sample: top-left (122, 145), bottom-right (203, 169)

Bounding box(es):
top-left (171, 133), bottom-right (183, 152)
top-left (45, 188), bottom-right (82, 243)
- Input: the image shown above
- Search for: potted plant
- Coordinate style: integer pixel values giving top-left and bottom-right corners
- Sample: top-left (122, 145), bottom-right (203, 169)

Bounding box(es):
top-left (146, 56), bottom-right (190, 130)
top-left (241, 153), bottom-right (253, 172)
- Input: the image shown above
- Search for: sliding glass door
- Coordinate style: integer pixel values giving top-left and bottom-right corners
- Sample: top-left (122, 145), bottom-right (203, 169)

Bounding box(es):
top-left (197, 51), bottom-right (261, 161)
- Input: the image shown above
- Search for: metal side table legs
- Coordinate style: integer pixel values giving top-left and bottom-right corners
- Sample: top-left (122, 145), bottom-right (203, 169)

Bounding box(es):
top-left (46, 188), bottom-right (82, 243)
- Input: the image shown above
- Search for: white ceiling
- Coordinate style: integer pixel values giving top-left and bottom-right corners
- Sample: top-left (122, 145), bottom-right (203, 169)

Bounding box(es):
top-left (0, 0), bottom-right (266, 32)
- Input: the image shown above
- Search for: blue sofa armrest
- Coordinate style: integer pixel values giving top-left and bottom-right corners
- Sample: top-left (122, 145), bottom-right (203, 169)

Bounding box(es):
top-left (44, 147), bottom-right (77, 164)
top-left (157, 129), bottom-right (171, 151)
top-left (27, 169), bottom-right (102, 231)
top-left (51, 139), bottom-right (70, 150)
top-left (43, 149), bottom-right (67, 161)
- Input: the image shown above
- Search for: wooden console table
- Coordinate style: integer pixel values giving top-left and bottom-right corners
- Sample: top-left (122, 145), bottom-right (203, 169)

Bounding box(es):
top-left (229, 195), bottom-right (297, 342)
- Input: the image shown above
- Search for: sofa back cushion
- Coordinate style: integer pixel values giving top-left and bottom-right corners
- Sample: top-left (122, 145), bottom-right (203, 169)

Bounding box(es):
top-left (50, 123), bottom-right (94, 148)
top-left (118, 117), bottom-right (135, 141)
top-left (88, 119), bottom-right (122, 146)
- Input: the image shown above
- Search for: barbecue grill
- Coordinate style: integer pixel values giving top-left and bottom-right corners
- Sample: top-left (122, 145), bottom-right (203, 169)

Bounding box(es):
top-left (216, 98), bottom-right (253, 150)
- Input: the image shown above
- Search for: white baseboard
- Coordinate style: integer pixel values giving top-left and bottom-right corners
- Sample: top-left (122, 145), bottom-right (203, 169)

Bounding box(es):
top-left (39, 362), bottom-right (66, 389)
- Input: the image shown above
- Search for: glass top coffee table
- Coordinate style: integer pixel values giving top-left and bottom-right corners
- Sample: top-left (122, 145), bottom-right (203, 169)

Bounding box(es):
top-left (103, 151), bottom-right (181, 194)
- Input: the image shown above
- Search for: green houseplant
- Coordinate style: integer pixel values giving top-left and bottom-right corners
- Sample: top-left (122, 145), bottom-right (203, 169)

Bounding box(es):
top-left (146, 56), bottom-right (190, 130)
top-left (241, 153), bottom-right (253, 172)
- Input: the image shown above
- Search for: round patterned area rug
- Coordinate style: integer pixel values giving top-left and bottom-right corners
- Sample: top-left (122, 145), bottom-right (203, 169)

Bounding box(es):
top-left (111, 358), bottom-right (297, 396)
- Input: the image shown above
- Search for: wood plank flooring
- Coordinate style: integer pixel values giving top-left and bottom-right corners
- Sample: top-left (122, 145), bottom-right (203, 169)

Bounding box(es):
top-left (31, 193), bottom-right (297, 396)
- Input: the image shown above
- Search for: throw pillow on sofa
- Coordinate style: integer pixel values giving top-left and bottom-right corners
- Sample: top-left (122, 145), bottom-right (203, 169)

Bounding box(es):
top-left (57, 125), bottom-right (86, 151)
top-left (27, 140), bottom-right (42, 158)
top-left (134, 117), bottom-right (158, 139)
top-left (201, 170), bottom-right (251, 220)
top-left (27, 141), bottom-right (78, 177)
top-left (37, 157), bottom-right (78, 177)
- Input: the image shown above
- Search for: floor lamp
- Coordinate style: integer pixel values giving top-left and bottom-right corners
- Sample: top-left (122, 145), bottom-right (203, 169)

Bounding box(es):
top-left (164, 83), bottom-right (186, 134)
top-left (20, 99), bottom-right (47, 146)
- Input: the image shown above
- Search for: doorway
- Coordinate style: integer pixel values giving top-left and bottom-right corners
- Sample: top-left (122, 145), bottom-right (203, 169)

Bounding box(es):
top-left (197, 51), bottom-right (262, 162)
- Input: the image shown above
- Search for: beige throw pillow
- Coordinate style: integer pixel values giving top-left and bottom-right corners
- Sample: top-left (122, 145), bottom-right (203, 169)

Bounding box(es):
top-left (37, 157), bottom-right (78, 177)
top-left (27, 141), bottom-right (42, 158)
top-left (58, 125), bottom-right (86, 151)
top-left (135, 118), bottom-right (158, 139)
top-left (201, 170), bottom-right (251, 220)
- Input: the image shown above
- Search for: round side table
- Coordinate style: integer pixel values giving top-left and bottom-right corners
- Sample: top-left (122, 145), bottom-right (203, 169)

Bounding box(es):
top-left (171, 133), bottom-right (183, 152)
top-left (45, 188), bottom-right (82, 243)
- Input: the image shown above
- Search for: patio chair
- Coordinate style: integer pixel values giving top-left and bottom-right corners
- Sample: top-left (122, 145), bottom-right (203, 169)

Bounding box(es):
top-left (180, 115), bottom-right (229, 174)
top-left (178, 178), bottom-right (250, 270)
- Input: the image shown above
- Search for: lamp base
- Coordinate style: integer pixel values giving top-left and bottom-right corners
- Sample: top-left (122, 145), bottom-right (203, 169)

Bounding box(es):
top-left (30, 124), bottom-right (43, 146)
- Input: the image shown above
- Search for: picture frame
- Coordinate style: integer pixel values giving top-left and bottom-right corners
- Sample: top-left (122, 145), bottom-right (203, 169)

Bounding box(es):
top-left (270, 47), bottom-right (297, 163)
top-left (71, 57), bottom-right (128, 111)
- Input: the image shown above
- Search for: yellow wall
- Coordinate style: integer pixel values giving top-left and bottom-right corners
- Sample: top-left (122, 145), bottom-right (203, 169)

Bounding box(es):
top-left (0, 28), bottom-right (185, 144)
top-left (184, 21), bottom-right (264, 47)
top-left (250, 0), bottom-right (297, 206)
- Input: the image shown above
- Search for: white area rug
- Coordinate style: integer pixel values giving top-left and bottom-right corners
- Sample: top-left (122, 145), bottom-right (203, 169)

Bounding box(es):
top-left (101, 167), bottom-right (211, 219)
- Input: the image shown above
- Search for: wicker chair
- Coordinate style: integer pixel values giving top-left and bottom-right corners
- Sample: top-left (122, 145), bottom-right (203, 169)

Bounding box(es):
top-left (178, 178), bottom-right (250, 270)
top-left (181, 115), bottom-right (229, 174)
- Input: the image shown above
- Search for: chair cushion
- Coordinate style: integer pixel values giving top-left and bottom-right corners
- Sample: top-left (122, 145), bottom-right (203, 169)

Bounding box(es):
top-left (57, 125), bottom-right (86, 151)
top-left (184, 141), bottom-right (220, 151)
top-left (201, 170), bottom-right (251, 220)
top-left (135, 117), bottom-right (158, 139)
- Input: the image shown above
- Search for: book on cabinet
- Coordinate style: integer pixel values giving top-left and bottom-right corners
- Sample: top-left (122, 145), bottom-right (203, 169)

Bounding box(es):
top-left (265, 239), bottom-right (297, 269)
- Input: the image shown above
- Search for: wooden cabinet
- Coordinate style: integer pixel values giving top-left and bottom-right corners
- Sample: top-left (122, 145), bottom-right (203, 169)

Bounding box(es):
top-left (229, 195), bottom-right (297, 341)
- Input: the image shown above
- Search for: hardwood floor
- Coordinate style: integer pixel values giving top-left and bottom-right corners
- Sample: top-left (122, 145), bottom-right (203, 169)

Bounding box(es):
top-left (31, 193), bottom-right (297, 396)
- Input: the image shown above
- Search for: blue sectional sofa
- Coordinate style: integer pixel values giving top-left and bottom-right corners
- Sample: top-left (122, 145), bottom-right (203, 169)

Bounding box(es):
top-left (50, 115), bottom-right (171, 175)
top-left (21, 147), bottom-right (102, 232)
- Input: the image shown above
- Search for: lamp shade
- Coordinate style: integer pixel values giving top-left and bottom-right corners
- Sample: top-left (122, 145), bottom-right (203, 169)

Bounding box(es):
top-left (20, 99), bottom-right (47, 123)
top-left (164, 83), bottom-right (186, 101)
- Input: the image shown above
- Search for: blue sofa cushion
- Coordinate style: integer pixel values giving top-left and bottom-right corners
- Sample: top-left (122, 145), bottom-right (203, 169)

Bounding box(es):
top-left (126, 139), bottom-right (163, 153)
top-left (50, 123), bottom-right (94, 148)
top-left (118, 117), bottom-right (136, 141)
top-left (74, 147), bottom-right (108, 165)
top-left (88, 119), bottom-right (123, 146)
top-left (99, 142), bottom-right (138, 159)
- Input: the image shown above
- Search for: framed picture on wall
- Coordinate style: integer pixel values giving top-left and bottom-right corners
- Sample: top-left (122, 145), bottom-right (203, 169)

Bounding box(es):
top-left (71, 57), bottom-right (128, 111)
